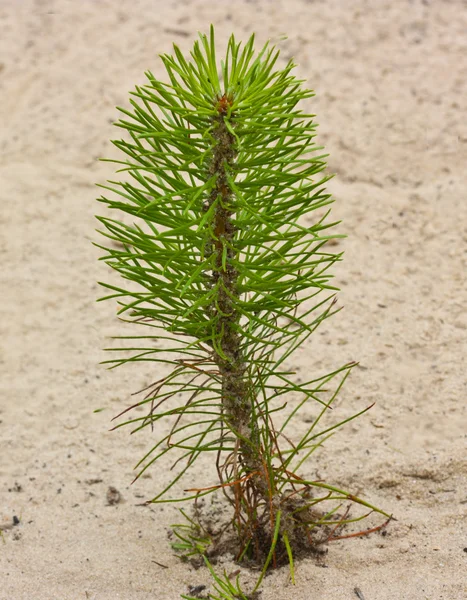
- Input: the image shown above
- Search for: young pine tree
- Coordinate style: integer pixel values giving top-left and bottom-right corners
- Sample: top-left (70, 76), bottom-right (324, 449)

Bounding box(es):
top-left (96, 27), bottom-right (389, 575)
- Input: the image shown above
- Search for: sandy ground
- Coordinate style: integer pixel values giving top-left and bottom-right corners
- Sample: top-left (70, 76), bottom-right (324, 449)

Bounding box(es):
top-left (1, 1), bottom-right (466, 599)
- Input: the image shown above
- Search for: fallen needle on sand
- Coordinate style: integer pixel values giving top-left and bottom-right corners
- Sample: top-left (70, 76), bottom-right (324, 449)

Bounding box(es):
top-left (151, 560), bottom-right (168, 569)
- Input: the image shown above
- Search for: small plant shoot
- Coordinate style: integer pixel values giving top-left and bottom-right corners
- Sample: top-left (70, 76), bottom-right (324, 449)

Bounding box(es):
top-left (96, 26), bottom-right (390, 593)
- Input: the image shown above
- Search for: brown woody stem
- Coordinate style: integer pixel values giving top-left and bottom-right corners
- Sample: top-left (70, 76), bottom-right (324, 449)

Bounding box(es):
top-left (205, 100), bottom-right (267, 494)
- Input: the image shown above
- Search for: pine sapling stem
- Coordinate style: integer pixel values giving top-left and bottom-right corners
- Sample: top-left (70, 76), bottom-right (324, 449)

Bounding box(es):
top-left (207, 96), bottom-right (266, 494)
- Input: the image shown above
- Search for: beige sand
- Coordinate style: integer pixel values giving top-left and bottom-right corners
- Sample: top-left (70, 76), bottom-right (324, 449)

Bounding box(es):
top-left (1, 1), bottom-right (466, 598)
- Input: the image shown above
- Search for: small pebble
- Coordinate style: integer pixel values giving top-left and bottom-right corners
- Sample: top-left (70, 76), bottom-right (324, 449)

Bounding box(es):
top-left (106, 486), bottom-right (122, 505)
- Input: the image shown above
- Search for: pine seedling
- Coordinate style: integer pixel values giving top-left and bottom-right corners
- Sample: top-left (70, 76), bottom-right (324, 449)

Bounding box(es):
top-left (96, 26), bottom-right (390, 589)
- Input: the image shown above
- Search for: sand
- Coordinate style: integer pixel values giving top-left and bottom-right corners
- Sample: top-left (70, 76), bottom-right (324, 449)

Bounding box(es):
top-left (1, 1), bottom-right (466, 599)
